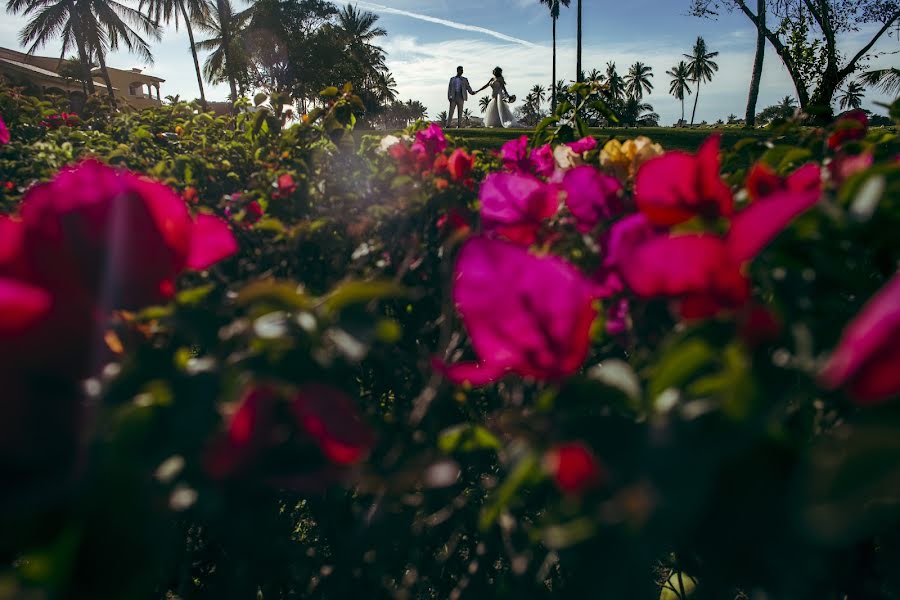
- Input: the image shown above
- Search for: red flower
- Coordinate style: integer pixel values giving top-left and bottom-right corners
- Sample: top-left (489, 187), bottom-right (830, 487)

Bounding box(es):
top-left (183, 186), bottom-right (199, 204)
top-left (204, 386), bottom-right (279, 479)
top-left (634, 135), bottom-right (733, 226)
top-left (0, 114), bottom-right (9, 145)
top-left (746, 162), bottom-right (821, 203)
top-left (437, 209), bottom-right (471, 237)
top-left (479, 172), bottom-right (559, 245)
top-left (436, 236), bottom-right (596, 386)
top-left (447, 148), bottom-right (474, 182)
top-left (567, 136), bottom-right (598, 154)
top-left (292, 384), bottom-right (374, 465)
top-left (500, 137), bottom-right (555, 178)
top-left (820, 273), bottom-right (900, 405)
top-left (276, 173), bottom-right (297, 197)
top-left (827, 109), bottom-right (867, 150)
top-left (412, 123), bottom-right (448, 157)
top-left (17, 160), bottom-right (237, 309)
top-left (546, 442), bottom-right (604, 495)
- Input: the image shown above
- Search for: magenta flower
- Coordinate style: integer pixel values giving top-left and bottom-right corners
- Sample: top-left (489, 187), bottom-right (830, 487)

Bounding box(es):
top-left (567, 136), bottom-right (598, 154)
top-left (18, 160), bottom-right (237, 309)
top-left (437, 236), bottom-right (596, 386)
top-left (292, 384), bottom-right (375, 465)
top-left (545, 442), bottom-right (605, 495)
top-left (827, 109), bottom-right (867, 150)
top-left (530, 144), bottom-right (556, 178)
top-left (593, 214), bottom-right (657, 298)
top-left (623, 162), bottom-right (822, 319)
top-left (479, 172), bottom-right (559, 245)
top-left (0, 278), bottom-right (51, 336)
top-left (562, 165), bottom-right (623, 232)
top-left (605, 297), bottom-right (630, 335)
top-left (500, 137), bottom-right (555, 178)
top-left (634, 135), bottom-right (733, 226)
top-left (820, 273), bottom-right (900, 405)
top-left (0, 114), bottom-right (9, 145)
top-left (412, 123), bottom-right (447, 157)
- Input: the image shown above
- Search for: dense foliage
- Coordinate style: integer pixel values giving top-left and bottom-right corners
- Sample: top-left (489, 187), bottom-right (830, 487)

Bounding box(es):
top-left (1, 82), bottom-right (900, 600)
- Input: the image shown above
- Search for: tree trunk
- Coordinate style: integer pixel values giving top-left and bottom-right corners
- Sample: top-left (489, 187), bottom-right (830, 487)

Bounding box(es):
top-left (680, 96), bottom-right (685, 124)
top-left (745, 0), bottom-right (765, 128)
top-left (71, 21), bottom-right (96, 95)
top-left (690, 81), bottom-right (700, 126)
top-left (576, 0), bottom-right (582, 82)
top-left (179, 2), bottom-right (208, 110)
top-left (95, 49), bottom-right (117, 108)
top-left (216, 0), bottom-right (238, 110)
top-left (551, 16), bottom-right (557, 113)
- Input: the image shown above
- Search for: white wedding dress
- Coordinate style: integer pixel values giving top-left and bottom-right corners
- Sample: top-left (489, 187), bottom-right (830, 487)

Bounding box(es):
top-left (483, 78), bottom-right (519, 128)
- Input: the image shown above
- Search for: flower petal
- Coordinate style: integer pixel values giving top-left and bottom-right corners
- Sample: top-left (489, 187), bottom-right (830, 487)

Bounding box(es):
top-left (0, 278), bottom-right (51, 336)
top-left (292, 384), bottom-right (374, 465)
top-left (563, 166), bottom-right (622, 232)
top-left (187, 214), bottom-right (238, 270)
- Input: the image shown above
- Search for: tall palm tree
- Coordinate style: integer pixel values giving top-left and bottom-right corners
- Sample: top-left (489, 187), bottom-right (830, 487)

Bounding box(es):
top-left (837, 80), bottom-right (865, 110)
top-left (860, 67), bottom-right (900, 96)
top-left (138, 0), bottom-right (208, 109)
top-left (620, 97), bottom-right (659, 127)
top-left (9, 0), bottom-right (96, 94)
top-left (575, 0), bottom-right (582, 82)
top-left (375, 70), bottom-right (398, 105)
top-left (587, 67), bottom-right (602, 83)
top-left (685, 36), bottom-right (719, 126)
top-left (195, 0), bottom-right (251, 103)
top-left (539, 0), bottom-right (570, 113)
top-left (479, 95), bottom-right (490, 113)
top-left (529, 84), bottom-right (545, 111)
top-left (624, 61), bottom-right (653, 100)
top-left (666, 60), bottom-right (692, 125)
top-left (604, 62), bottom-right (625, 103)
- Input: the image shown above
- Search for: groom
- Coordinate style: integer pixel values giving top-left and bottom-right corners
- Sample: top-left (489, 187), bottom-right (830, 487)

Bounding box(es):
top-left (447, 66), bottom-right (476, 129)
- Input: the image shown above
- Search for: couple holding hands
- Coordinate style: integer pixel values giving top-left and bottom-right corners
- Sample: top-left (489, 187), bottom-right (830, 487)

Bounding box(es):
top-left (447, 65), bottom-right (518, 129)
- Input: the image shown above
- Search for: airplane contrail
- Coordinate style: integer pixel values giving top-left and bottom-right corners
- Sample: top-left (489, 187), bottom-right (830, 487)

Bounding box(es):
top-left (354, 1), bottom-right (540, 48)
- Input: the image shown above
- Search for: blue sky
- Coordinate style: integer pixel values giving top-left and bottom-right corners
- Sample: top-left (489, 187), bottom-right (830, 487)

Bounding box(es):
top-left (2, 0), bottom-right (898, 125)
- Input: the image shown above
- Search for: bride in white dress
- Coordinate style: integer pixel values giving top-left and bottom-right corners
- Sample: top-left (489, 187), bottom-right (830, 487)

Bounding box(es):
top-left (476, 67), bottom-right (520, 128)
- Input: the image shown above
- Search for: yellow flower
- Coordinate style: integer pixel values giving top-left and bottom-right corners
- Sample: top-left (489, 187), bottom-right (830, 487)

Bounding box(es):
top-left (600, 136), bottom-right (664, 181)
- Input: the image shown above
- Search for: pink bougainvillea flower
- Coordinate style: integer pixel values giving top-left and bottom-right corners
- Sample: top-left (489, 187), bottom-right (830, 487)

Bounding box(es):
top-left (828, 151), bottom-right (874, 185)
top-left (18, 160), bottom-right (237, 309)
top-left (605, 297), bottom-right (630, 336)
top-left (745, 162), bottom-right (820, 203)
top-left (545, 442), bottom-right (605, 495)
top-left (567, 136), bottom-right (598, 154)
top-left (412, 123), bottom-right (448, 157)
top-left (204, 386), bottom-right (278, 479)
top-left (448, 148), bottom-right (474, 182)
top-left (634, 135), bottom-right (733, 226)
top-left (0, 114), bottom-right (9, 145)
top-left (562, 165), bottom-right (623, 232)
top-left (820, 273), bottom-right (900, 405)
top-left (479, 172), bottom-right (559, 245)
top-left (530, 144), bottom-right (556, 178)
top-left (827, 109), bottom-right (867, 150)
top-left (292, 384), bottom-right (374, 465)
top-left (0, 278), bottom-right (51, 336)
top-left (623, 163), bottom-right (822, 318)
top-left (274, 173), bottom-right (297, 198)
top-left (437, 236), bottom-right (596, 386)
top-left (593, 214), bottom-right (658, 298)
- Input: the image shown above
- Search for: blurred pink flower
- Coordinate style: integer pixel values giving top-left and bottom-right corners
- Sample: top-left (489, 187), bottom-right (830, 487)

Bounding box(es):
top-left (18, 160), bottom-right (237, 309)
top-left (828, 152), bottom-right (873, 185)
top-left (827, 109), bottom-right (867, 150)
top-left (412, 123), bottom-right (448, 157)
top-left (0, 114), bottom-right (9, 145)
top-left (437, 236), bottom-right (596, 386)
top-left (593, 214), bottom-right (657, 298)
top-left (479, 172), bottom-right (559, 245)
top-left (500, 136), bottom-right (554, 178)
top-left (820, 273), bottom-right (900, 405)
top-left (530, 144), bottom-right (556, 178)
top-left (292, 384), bottom-right (375, 465)
top-left (623, 162), bottom-right (821, 318)
top-left (634, 135), bottom-right (733, 226)
top-left (567, 136), bottom-right (598, 154)
top-left (562, 165), bottom-right (623, 232)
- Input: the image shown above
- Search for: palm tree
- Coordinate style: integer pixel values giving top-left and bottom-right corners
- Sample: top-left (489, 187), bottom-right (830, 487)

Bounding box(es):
top-left (376, 70), bottom-right (398, 104)
top-left (624, 61), bottom-right (653, 100)
top-left (436, 110), bottom-right (448, 125)
top-left (538, 0), bottom-right (570, 113)
top-left (479, 95), bottom-right (490, 113)
top-left (620, 97), bottom-right (659, 127)
top-left (666, 60), bottom-right (692, 125)
top-left (837, 80), bottom-right (865, 110)
top-left (860, 67), bottom-right (900, 96)
top-left (685, 36), bottom-right (719, 126)
top-left (575, 0), bottom-right (582, 82)
top-left (604, 62), bottom-right (625, 103)
top-left (462, 107), bottom-right (473, 127)
top-left (530, 84), bottom-right (545, 111)
top-left (8, 0), bottom-right (94, 94)
top-left (138, 0), bottom-right (208, 109)
top-left (587, 67), bottom-right (602, 83)
top-left (195, 0), bottom-right (251, 103)
top-left (404, 99), bottom-right (427, 121)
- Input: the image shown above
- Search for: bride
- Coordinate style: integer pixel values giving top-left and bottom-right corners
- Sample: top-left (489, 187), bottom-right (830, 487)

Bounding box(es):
top-left (476, 67), bottom-right (519, 128)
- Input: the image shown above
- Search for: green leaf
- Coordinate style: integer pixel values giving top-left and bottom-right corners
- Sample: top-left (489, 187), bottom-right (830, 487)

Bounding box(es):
top-left (320, 86), bottom-right (339, 98)
top-left (237, 280), bottom-right (311, 309)
top-left (438, 424), bottom-right (501, 453)
top-left (480, 452), bottom-right (541, 530)
top-left (253, 92), bottom-right (268, 107)
top-left (321, 280), bottom-right (408, 313)
top-left (649, 337), bottom-right (717, 400)
top-left (659, 572), bottom-right (698, 600)
top-left (176, 283), bottom-right (214, 307)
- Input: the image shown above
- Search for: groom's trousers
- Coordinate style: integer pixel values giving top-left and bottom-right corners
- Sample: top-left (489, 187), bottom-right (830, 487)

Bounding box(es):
top-left (448, 97), bottom-right (465, 127)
